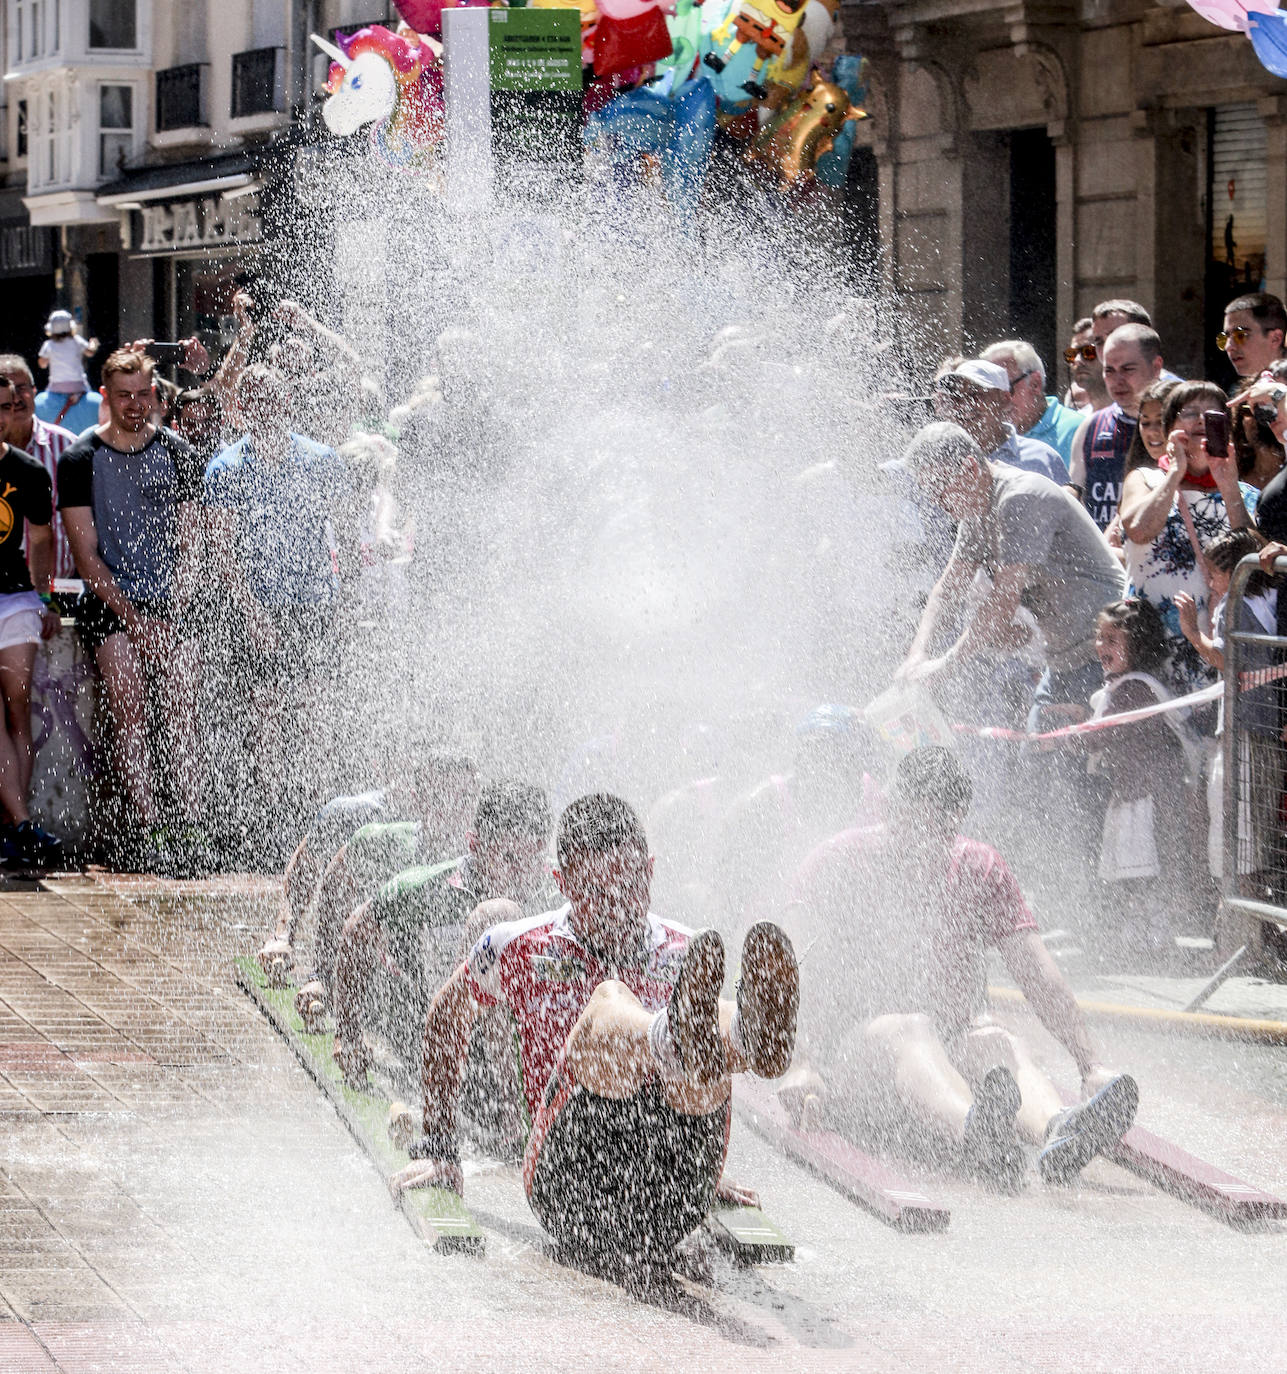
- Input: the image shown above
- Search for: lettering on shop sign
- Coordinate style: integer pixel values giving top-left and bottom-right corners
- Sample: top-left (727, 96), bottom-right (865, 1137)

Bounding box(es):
top-left (137, 193), bottom-right (262, 254)
top-left (0, 220), bottom-right (54, 276)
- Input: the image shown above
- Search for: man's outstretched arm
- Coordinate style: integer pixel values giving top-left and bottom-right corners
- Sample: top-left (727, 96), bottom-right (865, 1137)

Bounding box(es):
top-left (999, 930), bottom-right (1115, 1096)
top-left (391, 964), bottom-right (478, 1195)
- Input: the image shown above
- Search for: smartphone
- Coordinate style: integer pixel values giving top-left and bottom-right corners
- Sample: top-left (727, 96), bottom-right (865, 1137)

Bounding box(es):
top-left (148, 341), bottom-right (187, 368)
top-left (1203, 409), bottom-right (1229, 457)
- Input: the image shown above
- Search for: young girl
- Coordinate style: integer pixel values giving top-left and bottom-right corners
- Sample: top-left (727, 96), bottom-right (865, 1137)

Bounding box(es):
top-left (1176, 529), bottom-right (1284, 912)
top-left (37, 309), bottom-right (98, 424)
top-left (1088, 598), bottom-right (1202, 964)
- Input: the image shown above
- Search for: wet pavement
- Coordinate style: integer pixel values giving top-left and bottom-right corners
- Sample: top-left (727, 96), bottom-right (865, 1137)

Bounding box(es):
top-left (2, 873), bottom-right (1286, 1371)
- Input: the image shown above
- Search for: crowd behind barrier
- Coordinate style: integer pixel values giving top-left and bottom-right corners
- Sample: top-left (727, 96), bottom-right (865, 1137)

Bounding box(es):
top-left (2, 287), bottom-right (1287, 982)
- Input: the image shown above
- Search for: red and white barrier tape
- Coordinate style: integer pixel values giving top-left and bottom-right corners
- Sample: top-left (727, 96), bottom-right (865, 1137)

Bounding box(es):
top-left (955, 660), bottom-right (1287, 744)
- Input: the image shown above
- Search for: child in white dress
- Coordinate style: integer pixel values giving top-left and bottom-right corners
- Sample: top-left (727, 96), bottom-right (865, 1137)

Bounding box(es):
top-left (37, 309), bottom-right (99, 423)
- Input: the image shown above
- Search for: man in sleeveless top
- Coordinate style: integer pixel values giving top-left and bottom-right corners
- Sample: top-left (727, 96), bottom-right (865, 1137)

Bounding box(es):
top-left (1068, 324), bottom-right (1165, 531)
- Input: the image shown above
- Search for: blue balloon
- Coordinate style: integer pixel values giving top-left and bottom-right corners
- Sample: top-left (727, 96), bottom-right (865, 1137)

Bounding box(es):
top-left (583, 76), bottom-right (716, 214)
top-left (1249, 7), bottom-right (1287, 78)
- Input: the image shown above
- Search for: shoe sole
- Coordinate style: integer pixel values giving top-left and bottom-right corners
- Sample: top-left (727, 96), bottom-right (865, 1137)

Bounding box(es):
top-left (736, 921), bottom-right (799, 1079)
top-left (670, 928), bottom-right (726, 1087)
top-left (1039, 1074), bottom-right (1139, 1185)
top-left (963, 1065), bottom-right (1023, 1185)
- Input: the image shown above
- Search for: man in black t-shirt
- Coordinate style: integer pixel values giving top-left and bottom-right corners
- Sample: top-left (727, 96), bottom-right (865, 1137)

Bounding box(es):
top-left (0, 376), bottom-right (67, 867)
top-left (56, 350), bottom-right (207, 873)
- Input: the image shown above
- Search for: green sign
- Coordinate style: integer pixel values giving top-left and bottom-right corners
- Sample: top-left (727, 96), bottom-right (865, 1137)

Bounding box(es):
top-left (488, 8), bottom-right (581, 93)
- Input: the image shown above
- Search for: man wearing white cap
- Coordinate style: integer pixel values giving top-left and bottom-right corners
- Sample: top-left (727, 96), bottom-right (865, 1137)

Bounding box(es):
top-left (932, 359), bottom-right (1069, 486)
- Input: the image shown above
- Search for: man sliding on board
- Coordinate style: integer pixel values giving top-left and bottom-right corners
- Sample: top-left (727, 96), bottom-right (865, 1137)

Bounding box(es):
top-left (786, 747), bottom-right (1137, 1190)
top-left (392, 792), bottom-right (800, 1265)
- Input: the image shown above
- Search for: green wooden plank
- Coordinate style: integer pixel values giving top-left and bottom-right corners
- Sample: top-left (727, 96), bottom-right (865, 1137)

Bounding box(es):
top-left (708, 1205), bottom-right (795, 1264)
top-left (233, 955), bottom-right (484, 1253)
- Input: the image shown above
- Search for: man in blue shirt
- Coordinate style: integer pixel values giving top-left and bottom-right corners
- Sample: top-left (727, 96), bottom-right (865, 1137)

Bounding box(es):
top-left (932, 360), bottom-right (1069, 485)
top-left (205, 363), bottom-right (360, 858)
top-left (982, 340), bottom-right (1082, 471)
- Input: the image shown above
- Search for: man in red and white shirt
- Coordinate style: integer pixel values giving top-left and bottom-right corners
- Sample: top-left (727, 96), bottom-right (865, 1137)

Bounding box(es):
top-left (0, 354), bottom-right (77, 580)
top-left (393, 792), bottom-right (799, 1265)
top-left (787, 746), bottom-right (1137, 1190)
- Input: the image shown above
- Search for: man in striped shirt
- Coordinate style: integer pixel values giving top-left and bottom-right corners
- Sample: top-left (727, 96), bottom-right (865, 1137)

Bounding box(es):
top-left (0, 354), bottom-right (77, 580)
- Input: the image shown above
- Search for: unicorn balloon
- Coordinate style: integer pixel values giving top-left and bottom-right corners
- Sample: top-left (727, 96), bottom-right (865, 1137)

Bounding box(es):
top-left (311, 26), bottom-right (445, 175)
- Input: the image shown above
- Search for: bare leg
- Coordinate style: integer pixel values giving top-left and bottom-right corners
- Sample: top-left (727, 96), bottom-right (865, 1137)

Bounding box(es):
top-left (854, 1012), bottom-right (976, 1148)
top-left (948, 1021), bottom-right (1063, 1145)
top-left (562, 979), bottom-right (736, 1118)
top-left (94, 632), bottom-right (155, 829)
top-left (0, 642), bottom-right (38, 804)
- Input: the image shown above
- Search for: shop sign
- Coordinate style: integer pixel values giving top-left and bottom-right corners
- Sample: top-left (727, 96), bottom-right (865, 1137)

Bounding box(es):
top-left (137, 191), bottom-right (263, 254)
top-left (0, 219), bottom-right (54, 276)
top-left (488, 8), bottom-right (581, 93)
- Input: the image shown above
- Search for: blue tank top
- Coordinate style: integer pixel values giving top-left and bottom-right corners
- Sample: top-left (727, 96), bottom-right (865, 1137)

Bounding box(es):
top-left (1082, 407), bottom-right (1135, 530)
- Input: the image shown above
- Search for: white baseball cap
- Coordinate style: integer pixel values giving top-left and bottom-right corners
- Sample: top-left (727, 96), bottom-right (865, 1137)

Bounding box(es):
top-left (943, 359), bottom-right (1010, 392)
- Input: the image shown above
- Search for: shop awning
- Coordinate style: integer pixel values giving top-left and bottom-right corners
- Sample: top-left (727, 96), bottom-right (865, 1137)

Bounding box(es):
top-left (96, 152), bottom-right (258, 208)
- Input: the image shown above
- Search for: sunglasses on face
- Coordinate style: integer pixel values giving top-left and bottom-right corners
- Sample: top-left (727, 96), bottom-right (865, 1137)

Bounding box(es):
top-left (1217, 327), bottom-right (1251, 350)
top-left (1064, 344), bottom-right (1098, 364)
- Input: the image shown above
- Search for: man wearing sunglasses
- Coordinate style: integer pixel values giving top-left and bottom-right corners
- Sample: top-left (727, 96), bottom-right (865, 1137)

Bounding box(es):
top-left (0, 355), bottom-right (77, 580)
top-left (1063, 321), bottom-right (1109, 413)
top-left (1220, 292), bottom-right (1287, 390)
top-left (931, 360), bottom-right (1068, 486)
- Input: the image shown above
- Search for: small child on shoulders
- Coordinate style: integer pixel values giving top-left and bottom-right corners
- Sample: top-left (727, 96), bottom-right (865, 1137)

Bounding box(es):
top-left (37, 309), bottom-right (99, 425)
top-left (1088, 598), bottom-right (1203, 965)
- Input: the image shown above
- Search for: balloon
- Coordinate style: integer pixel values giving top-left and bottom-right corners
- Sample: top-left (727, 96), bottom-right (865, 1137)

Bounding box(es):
top-left (745, 70), bottom-right (865, 190)
top-left (1184, 0), bottom-right (1253, 30)
top-left (1249, 6), bottom-right (1287, 73)
top-left (816, 55), bottom-right (868, 189)
top-left (593, 5), bottom-right (673, 78)
top-left (598, 0), bottom-right (677, 19)
top-left (391, 0), bottom-right (491, 40)
top-left (701, 0), bottom-right (810, 106)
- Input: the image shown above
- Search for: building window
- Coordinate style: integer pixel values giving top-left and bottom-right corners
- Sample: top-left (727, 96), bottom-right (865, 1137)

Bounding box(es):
top-left (99, 84), bottom-right (133, 178)
top-left (15, 0), bottom-right (46, 61)
top-left (231, 47), bottom-right (284, 118)
top-left (16, 100), bottom-right (27, 160)
top-left (156, 64), bottom-right (206, 131)
top-left (89, 0), bottom-right (136, 50)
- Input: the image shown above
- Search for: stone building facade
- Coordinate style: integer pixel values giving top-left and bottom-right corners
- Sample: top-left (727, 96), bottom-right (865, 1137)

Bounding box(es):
top-left (840, 0), bottom-right (1287, 386)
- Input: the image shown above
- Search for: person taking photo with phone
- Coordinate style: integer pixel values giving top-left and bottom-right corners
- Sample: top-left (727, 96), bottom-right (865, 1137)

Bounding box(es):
top-left (1119, 380), bottom-right (1257, 693)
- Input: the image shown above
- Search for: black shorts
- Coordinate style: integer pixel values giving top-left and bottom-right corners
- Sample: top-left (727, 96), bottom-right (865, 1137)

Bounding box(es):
top-left (523, 1073), bottom-right (729, 1263)
top-left (68, 591), bottom-right (172, 651)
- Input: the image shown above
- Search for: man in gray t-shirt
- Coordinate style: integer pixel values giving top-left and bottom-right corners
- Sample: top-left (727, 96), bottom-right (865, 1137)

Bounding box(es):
top-left (895, 422), bottom-right (1124, 701)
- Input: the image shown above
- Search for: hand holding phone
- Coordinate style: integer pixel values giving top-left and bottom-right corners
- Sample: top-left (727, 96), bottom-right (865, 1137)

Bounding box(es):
top-left (1203, 409), bottom-right (1229, 458)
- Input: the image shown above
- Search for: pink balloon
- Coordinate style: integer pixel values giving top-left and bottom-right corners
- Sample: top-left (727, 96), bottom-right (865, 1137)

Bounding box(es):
top-left (392, 0), bottom-right (489, 38)
top-left (1184, 0), bottom-right (1254, 32)
top-left (597, 0), bottom-right (677, 17)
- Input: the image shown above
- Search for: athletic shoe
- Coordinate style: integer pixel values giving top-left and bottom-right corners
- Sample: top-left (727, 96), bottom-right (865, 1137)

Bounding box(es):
top-left (6, 820), bottom-right (64, 869)
top-left (734, 921), bottom-right (799, 1079)
top-left (1037, 1074), bottom-right (1139, 1185)
top-left (668, 927), bottom-right (726, 1086)
top-left (962, 1065), bottom-right (1026, 1191)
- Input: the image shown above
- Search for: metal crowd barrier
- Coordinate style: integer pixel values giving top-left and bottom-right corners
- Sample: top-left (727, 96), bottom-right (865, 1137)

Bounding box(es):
top-left (1210, 552), bottom-right (1287, 1002)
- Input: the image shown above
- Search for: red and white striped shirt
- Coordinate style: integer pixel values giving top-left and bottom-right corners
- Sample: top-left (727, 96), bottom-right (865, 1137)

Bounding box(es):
top-left (18, 417), bottom-right (77, 579)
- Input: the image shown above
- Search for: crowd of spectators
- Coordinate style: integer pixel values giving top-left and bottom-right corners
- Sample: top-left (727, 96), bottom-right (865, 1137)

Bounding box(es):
top-left (889, 290), bottom-right (1287, 971)
top-left (0, 292), bottom-right (413, 875)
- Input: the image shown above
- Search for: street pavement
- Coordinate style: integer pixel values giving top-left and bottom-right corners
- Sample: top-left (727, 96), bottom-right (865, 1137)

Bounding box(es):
top-left (1, 873), bottom-right (1286, 1372)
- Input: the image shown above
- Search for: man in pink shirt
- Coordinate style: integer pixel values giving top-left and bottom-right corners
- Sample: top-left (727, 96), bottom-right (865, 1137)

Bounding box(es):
top-left (788, 747), bottom-right (1137, 1189)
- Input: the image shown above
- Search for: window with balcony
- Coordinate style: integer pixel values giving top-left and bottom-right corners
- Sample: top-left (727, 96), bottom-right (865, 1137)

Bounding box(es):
top-left (99, 84), bottom-right (133, 177)
top-left (231, 47), bottom-right (284, 119)
top-left (89, 0), bottom-right (136, 49)
top-left (156, 64), bottom-right (206, 132)
top-left (28, 82), bottom-right (70, 191)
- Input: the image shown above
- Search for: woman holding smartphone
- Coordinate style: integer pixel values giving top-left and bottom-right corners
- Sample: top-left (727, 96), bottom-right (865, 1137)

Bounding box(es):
top-left (1118, 380), bottom-right (1257, 693)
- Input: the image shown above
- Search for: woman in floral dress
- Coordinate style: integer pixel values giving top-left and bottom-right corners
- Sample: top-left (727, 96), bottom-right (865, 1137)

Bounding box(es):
top-left (1120, 381), bottom-right (1258, 694)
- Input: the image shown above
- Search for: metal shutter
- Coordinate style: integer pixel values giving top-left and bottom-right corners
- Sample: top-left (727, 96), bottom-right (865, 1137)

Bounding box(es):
top-left (1211, 102), bottom-right (1268, 291)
